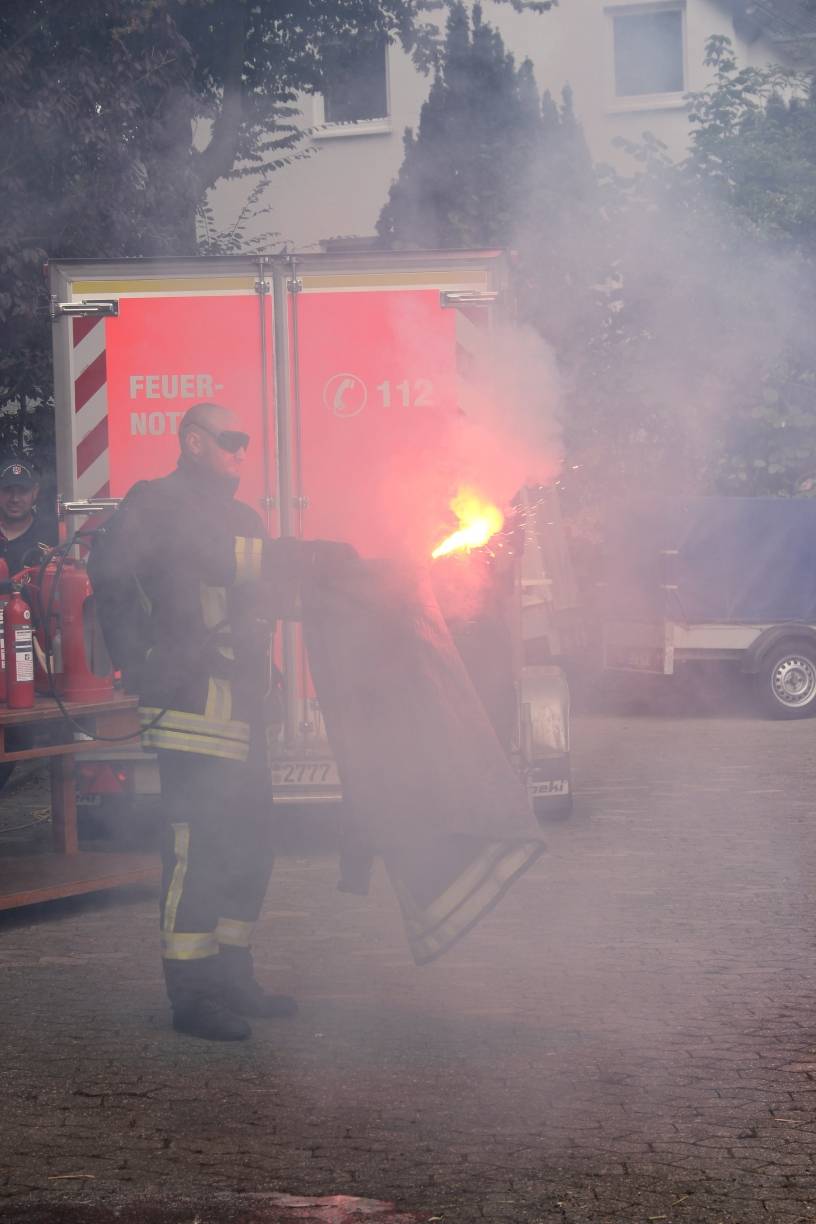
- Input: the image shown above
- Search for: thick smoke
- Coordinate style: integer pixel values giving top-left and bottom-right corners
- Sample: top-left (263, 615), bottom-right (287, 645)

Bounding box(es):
top-left (451, 320), bottom-right (564, 503)
top-left (430, 321), bottom-right (564, 620)
top-left (586, 184), bottom-right (814, 501)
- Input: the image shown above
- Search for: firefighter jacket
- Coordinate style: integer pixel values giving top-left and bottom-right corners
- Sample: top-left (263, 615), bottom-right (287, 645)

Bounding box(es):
top-left (89, 457), bottom-right (322, 764)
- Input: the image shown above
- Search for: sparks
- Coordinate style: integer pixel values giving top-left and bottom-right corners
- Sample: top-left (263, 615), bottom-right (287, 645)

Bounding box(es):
top-left (431, 488), bottom-right (505, 559)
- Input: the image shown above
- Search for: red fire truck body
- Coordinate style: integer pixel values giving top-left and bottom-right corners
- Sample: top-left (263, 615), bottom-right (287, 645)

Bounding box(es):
top-left (49, 251), bottom-right (570, 820)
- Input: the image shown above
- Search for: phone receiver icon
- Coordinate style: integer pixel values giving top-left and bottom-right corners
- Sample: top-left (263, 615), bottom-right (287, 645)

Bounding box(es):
top-left (324, 373), bottom-right (367, 418)
top-left (333, 378), bottom-right (356, 412)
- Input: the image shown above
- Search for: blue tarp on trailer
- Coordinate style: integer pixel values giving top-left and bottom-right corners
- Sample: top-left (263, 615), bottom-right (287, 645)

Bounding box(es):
top-left (602, 497), bottom-right (816, 625)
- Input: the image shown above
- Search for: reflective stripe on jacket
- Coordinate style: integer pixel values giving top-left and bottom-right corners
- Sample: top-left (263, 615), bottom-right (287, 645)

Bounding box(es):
top-left (89, 458), bottom-right (302, 761)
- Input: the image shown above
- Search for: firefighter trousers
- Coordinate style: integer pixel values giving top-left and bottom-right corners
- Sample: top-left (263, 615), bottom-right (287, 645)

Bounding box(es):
top-left (156, 749), bottom-right (275, 1008)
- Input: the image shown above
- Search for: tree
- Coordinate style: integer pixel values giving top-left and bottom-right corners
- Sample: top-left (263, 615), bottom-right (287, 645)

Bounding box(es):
top-left (511, 84), bottom-right (607, 372)
top-left (2, 2), bottom-right (197, 456)
top-left (686, 35), bottom-right (816, 250)
top-left (1, 0), bottom-right (553, 459)
top-left (377, 4), bottom-right (546, 249)
top-left (377, 2), bottom-right (593, 267)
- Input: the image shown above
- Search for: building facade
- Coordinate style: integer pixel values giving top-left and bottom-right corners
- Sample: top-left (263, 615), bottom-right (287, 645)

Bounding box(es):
top-left (209, 0), bottom-right (805, 252)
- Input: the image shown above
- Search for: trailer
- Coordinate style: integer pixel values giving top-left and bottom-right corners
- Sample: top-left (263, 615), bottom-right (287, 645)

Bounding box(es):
top-left (48, 251), bottom-right (571, 820)
top-left (597, 496), bottom-right (816, 718)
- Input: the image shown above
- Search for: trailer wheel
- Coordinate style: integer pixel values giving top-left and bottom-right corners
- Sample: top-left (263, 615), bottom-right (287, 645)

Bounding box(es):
top-left (755, 639), bottom-right (816, 719)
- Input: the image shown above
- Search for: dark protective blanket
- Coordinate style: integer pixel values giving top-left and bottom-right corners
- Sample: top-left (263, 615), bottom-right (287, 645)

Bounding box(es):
top-left (602, 496), bottom-right (816, 625)
top-left (302, 560), bottom-right (544, 965)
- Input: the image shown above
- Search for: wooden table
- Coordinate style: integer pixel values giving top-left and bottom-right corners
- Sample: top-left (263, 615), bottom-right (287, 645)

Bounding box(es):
top-left (0, 693), bottom-right (160, 911)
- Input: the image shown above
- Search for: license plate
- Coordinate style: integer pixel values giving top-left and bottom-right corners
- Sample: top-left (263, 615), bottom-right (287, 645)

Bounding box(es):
top-left (531, 779), bottom-right (569, 797)
top-left (270, 761), bottom-right (340, 787)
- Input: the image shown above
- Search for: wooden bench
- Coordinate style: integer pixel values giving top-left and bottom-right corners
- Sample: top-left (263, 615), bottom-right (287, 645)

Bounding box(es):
top-left (0, 693), bottom-right (160, 911)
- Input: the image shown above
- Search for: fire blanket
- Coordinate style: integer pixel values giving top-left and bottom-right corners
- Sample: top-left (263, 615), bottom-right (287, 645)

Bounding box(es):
top-left (303, 561), bottom-right (545, 965)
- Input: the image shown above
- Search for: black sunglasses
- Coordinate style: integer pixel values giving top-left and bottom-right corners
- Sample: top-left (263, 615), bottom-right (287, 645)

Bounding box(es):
top-left (185, 422), bottom-right (250, 453)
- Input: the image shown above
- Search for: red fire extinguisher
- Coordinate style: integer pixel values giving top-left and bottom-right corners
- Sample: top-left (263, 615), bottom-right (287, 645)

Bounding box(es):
top-left (27, 557), bottom-right (113, 702)
top-left (0, 559), bottom-right (10, 702)
top-left (5, 584), bottom-right (35, 709)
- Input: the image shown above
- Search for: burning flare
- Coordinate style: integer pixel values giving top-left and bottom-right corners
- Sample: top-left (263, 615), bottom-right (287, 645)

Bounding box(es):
top-left (432, 488), bottom-right (504, 559)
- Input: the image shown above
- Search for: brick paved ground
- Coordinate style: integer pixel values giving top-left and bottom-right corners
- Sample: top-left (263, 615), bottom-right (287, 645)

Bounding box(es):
top-left (3, 698), bottom-right (816, 1222)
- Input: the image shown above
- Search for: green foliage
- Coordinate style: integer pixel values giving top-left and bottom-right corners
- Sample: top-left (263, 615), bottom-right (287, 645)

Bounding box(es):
top-left (715, 355), bottom-right (816, 496)
top-left (1, 0), bottom-right (198, 457)
top-left (513, 84), bottom-right (607, 366)
top-left (378, 4), bottom-right (545, 248)
top-left (196, 180), bottom-right (281, 255)
top-left (686, 35), bottom-right (816, 247)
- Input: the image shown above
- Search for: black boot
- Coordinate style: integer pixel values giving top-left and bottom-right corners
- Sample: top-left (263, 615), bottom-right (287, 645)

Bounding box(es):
top-left (219, 945), bottom-right (299, 1018)
top-left (172, 998), bottom-right (251, 1041)
top-left (165, 955), bottom-right (252, 1041)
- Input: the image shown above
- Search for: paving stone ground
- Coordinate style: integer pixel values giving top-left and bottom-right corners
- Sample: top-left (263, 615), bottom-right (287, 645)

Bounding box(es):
top-left (3, 693), bottom-right (816, 1222)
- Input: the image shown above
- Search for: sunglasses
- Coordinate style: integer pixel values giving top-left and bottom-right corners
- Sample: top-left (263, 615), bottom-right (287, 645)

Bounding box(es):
top-left (186, 423), bottom-right (250, 453)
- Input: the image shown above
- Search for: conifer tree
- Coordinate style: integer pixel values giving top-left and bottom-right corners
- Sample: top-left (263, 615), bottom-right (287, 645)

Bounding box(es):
top-left (378, 4), bottom-right (549, 250)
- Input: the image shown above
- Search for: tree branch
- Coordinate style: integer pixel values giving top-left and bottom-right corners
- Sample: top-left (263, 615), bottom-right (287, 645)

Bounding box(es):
top-left (193, 12), bottom-right (247, 193)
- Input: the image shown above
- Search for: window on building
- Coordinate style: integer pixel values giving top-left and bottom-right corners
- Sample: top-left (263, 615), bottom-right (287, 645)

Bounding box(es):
top-left (612, 9), bottom-right (684, 97)
top-left (321, 37), bottom-right (389, 124)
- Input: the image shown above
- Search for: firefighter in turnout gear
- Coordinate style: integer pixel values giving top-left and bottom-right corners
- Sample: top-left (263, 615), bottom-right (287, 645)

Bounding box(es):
top-left (89, 402), bottom-right (356, 1041)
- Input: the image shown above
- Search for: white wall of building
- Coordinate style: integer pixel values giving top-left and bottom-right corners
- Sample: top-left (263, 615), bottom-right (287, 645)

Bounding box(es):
top-left (210, 0), bottom-right (779, 251)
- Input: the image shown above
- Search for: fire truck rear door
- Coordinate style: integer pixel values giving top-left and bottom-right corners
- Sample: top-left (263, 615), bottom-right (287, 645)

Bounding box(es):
top-left (50, 259), bottom-right (277, 527)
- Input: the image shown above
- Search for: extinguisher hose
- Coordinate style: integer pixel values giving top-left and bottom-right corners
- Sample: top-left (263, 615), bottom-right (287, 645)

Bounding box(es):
top-left (32, 532), bottom-right (172, 744)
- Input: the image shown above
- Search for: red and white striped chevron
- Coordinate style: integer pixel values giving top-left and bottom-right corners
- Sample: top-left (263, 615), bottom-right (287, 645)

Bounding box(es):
top-left (71, 317), bottom-right (110, 499)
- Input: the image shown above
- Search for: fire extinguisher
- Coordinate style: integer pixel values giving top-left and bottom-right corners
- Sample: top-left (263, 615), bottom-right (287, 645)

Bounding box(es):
top-left (0, 559), bottom-right (10, 702)
top-left (27, 556), bottom-right (113, 703)
top-left (5, 584), bottom-right (35, 709)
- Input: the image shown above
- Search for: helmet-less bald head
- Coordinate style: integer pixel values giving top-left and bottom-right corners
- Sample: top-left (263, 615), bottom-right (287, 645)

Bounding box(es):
top-left (179, 403), bottom-right (249, 484)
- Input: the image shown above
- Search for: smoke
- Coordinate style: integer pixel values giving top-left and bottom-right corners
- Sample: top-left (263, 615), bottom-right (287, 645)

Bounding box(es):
top-left (588, 186), bottom-right (813, 501)
top-left (419, 320), bottom-right (565, 622)
top-left (451, 320), bottom-right (564, 503)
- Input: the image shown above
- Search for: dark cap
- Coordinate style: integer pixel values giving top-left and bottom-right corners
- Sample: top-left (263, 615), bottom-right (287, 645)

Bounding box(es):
top-left (0, 460), bottom-right (37, 489)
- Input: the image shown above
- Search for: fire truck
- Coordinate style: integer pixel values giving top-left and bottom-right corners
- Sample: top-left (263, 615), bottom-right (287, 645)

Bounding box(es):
top-left (48, 250), bottom-right (571, 826)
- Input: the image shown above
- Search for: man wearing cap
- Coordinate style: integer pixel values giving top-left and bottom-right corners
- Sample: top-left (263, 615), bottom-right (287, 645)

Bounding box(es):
top-left (0, 457), bottom-right (57, 576)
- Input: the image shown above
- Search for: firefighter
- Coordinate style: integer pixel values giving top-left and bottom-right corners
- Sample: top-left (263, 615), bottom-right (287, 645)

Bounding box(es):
top-left (0, 456), bottom-right (57, 576)
top-left (88, 402), bottom-right (355, 1041)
